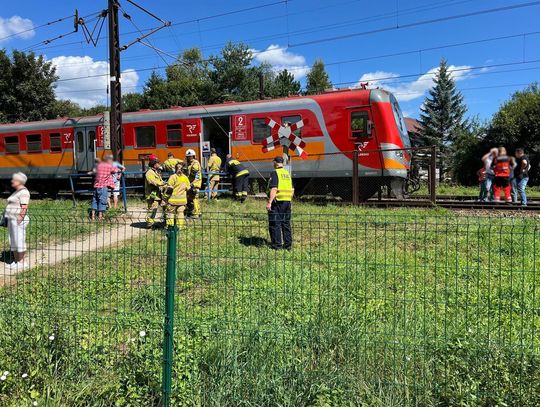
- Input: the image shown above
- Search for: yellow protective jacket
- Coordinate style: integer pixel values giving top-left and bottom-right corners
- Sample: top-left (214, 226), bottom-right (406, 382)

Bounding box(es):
top-left (274, 167), bottom-right (294, 202)
top-left (163, 158), bottom-right (181, 173)
top-left (166, 173), bottom-right (190, 205)
top-left (226, 159), bottom-right (249, 178)
top-left (207, 154), bottom-right (222, 180)
top-left (187, 159), bottom-right (202, 189)
top-left (145, 168), bottom-right (165, 200)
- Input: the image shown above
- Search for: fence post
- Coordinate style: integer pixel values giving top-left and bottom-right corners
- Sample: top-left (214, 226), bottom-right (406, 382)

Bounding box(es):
top-left (121, 174), bottom-right (128, 213)
top-left (429, 145), bottom-right (437, 205)
top-left (352, 149), bottom-right (359, 205)
top-left (162, 225), bottom-right (177, 407)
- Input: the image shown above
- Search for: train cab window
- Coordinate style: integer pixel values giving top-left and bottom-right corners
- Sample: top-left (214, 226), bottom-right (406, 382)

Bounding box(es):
top-left (350, 111), bottom-right (370, 138)
top-left (252, 118), bottom-right (271, 143)
top-left (50, 133), bottom-right (62, 152)
top-left (4, 136), bottom-right (19, 153)
top-left (88, 130), bottom-right (96, 152)
top-left (135, 126), bottom-right (156, 148)
top-left (76, 131), bottom-right (85, 153)
top-left (166, 124), bottom-right (183, 147)
top-left (26, 134), bottom-right (42, 153)
top-left (281, 115), bottom-right (302, 138)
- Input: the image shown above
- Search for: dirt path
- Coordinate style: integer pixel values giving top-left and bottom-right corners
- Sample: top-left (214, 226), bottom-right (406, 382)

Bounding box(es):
top-left (1, 211), bottom-right (148, 279)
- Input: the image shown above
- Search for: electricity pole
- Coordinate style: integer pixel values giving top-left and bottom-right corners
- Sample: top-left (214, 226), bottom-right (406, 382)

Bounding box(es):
top-left (108, 0), bottom-right (122, 162)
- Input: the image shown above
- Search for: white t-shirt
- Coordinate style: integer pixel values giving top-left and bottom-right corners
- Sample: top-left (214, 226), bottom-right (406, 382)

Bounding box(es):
top-left (6, 187), bottom-right (30, 220)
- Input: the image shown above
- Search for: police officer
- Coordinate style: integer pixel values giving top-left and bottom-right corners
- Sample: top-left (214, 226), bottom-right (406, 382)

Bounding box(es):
top-left (225, 154), bottom-right (250, 203)
top-left (266, 156), bottom-right (294, 250)
top-left (185, 149), bottom-right (202, 218)
top-left (164, 162), bottom-right (190, 227)
top-left (145, 159), bottom-right (165, 228)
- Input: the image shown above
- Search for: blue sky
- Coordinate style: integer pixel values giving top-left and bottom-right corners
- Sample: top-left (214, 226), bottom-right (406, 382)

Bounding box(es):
top-left (1, 0), bottom-right (539, 119)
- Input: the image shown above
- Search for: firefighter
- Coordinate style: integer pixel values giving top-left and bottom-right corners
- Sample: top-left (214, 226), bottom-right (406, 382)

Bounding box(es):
top-left (206, 148), bottom-right (222, 199)
top-left (163, 152), bottom-right (181, 174)
top-left (145, 159), bottom-right (166, 228)
top-left (185, 149), bottom-right (202, 218)
top-left (225, 154), bottom-right (250, 203)
top-left (492, 147), bottom-right (512, 203)
top-left (266, 156), bottom-right (294, 250)
top-left (164, 162), bottom-right (190, 227)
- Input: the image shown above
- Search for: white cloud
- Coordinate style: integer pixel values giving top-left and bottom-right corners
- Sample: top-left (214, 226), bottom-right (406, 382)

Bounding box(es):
top-left (0, 16), bottom-right (35, 42)
top-left (252, 44), bottom-right (310, 79)
top-left (51, 56), bottom-right (139, 108)
top-left (354, 65), bottom-right (472, 102)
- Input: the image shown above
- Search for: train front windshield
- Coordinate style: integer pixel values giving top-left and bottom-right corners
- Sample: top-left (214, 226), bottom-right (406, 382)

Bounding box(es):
top-left (390, 94), bottom-right (411, 149)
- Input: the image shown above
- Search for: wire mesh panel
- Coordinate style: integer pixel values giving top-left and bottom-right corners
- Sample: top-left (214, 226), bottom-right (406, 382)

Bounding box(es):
top-left (174, 212), bottom-right (539, 405)
top-left (0, 209), bottom-right (166, 406)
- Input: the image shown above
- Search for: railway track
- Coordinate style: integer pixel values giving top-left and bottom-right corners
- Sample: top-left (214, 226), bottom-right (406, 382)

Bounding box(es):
top-left (365, 198), bottom-right (540, 211)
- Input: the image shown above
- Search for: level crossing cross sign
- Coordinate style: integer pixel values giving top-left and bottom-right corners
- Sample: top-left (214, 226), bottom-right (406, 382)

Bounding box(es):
top-left (262, 118), bottom-right (308, 159)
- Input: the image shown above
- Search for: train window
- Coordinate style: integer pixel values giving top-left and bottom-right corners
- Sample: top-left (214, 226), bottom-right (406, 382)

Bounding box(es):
top-left (252, 118), bottom-right (271, 143)
top-left (88, 130), bottom-right (96, 152)
top-left (166, 124), bottom-right (183, 147)
top-left (26, 134), bottom-right (42, 153)
top-left (50, 133), bottom-right (62, 152)
top-left (76, 131), bottom-right (85, 153)
top-left (281, 115), bottom-right (302, 138)
top-left (4, 136), bottom-right (19, 153)
top-left (351, 111), bottom-right (369, 138)
top-left (135, 126), bottom-right (156, 148)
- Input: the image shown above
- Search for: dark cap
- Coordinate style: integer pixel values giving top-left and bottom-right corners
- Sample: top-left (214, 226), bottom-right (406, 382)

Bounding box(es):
top-left (149, 159), bottom-right (160, 167)
top-left (273, 156), bottom-right (284, 163)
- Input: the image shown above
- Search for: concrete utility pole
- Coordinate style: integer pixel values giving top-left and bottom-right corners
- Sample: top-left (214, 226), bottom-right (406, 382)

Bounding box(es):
top-left (108, 0), bottom-right (122, 162)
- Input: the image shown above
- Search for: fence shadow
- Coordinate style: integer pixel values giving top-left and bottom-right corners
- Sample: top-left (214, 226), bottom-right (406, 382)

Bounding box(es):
top-left (238, 236), bottom-right (268, 247)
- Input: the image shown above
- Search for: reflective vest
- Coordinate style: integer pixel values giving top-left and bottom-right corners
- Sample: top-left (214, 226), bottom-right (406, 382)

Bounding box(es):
top-left (145, 168), bottom-right (164, 200)
top-left (166, 173), bottom-right (189, 205)
top-left (207, 154), bottom-right (222, 180)
top-left (187, 159), bottom-right (202, 188)
top-left (227, 159), bottom-right (249, 178)
top-left (274, 167), bottom-right (293, 202)
top-left (494, 155), bottom-right (511, 178)
top-left (163, 158), bottom-right (181, 172)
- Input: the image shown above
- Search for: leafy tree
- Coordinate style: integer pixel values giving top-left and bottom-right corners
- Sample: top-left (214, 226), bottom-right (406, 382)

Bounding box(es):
top-left (486, 83), bottom-right (540, 184)
top-left (0, 50), bottom-right (58, 123)
top-left (450, 118), bottom-right (487, 185)
top-left (305, 59), bottom-right (332, 95)
top-left (271, 69), bottom-right (301, 98)
top-left (141, 72), bottom-right (171, 110)
top-left (210, 42), bottom-right (260, 102)
top-left (81, 104), bottom-right (108, 116)
top-left (122, 93), bottom-right (144, 112)
top-left (417, 59), bottom-right (467, 148)
top-left (50, 99), bottom-right (82, 118)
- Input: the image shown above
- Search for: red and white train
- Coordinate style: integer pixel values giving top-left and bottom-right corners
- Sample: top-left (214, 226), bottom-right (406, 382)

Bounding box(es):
top-left (0, 88), bottom-right (411, 199)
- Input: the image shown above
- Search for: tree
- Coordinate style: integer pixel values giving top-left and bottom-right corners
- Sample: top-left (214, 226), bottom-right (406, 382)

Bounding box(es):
top-left (305, 59), bottom-right (332, 95)
top-left (450, 118), bottom-right (487, 185)
top-left (141, 72), bottom-right (171, 110)
top-left (486, 83), bottom-right (540, 184)
top-left (50, 99), bottom-right (82, 118)
top-left (122, 93), bottom-right (144, 112)
top-left (417, 59), bottom-right (467, 148)
top-left (0, 50), bottom-right (58, 123)
top-left (271, 69), bottom-right (301, 98)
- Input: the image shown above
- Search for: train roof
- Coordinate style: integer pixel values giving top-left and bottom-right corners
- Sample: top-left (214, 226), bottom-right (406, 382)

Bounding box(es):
top-left (0, 88), bottom-right (392, 133)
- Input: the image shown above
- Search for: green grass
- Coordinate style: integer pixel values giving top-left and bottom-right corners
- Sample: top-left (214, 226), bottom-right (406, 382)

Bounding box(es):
top-left (0, 200), bottom-right (539, 406)
top-left (415, 183), bottom-right (540, 197)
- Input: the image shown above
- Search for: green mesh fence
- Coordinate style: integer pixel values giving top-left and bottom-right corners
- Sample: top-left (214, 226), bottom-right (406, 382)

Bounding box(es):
top-left (0, 208), bottom-right (538, 406)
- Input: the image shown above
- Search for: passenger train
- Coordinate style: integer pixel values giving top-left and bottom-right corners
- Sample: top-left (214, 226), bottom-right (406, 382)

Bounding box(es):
top-left (0, 88), bottom-right (411, 199)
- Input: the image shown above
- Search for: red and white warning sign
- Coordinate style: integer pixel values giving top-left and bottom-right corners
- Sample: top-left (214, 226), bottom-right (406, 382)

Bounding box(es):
top-left (262, 118), bottom-right (308, 159)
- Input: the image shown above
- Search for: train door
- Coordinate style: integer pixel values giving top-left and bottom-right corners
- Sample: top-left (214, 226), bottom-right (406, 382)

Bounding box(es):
top-left (74, 127), bottom-right (96, 172)
top-left (202, 116), bottom-right (230, 163)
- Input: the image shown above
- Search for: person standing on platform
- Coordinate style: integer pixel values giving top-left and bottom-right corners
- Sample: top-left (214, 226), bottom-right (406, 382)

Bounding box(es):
top-left (266, 156), bottom-right (294, 250)
top-left (206, 148), bottom-right (222, 200)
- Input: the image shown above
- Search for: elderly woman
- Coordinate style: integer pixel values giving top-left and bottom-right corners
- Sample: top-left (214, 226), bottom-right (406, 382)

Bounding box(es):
top-left (5, 172), bottom-right (30, 269)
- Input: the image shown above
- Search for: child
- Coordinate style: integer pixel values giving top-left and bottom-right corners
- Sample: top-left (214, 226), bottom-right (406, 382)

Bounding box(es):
top-left (477, 167), bottom-right (488, 202)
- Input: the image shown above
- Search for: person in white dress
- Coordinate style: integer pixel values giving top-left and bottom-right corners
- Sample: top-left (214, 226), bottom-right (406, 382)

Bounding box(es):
top-left (5, 172), bottom-right (30, 269)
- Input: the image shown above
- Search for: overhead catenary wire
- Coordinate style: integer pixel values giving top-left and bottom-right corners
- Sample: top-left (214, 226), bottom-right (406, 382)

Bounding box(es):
top-left (0, 14), bottom-right (76, 42)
